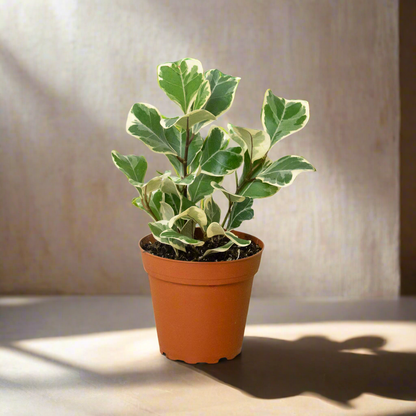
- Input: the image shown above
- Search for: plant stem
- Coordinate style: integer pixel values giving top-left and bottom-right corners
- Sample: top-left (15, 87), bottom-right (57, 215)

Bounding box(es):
top-left (221, 195), bottom-right (232, 229)
top-left (142, 186), bottom-right (158, 222)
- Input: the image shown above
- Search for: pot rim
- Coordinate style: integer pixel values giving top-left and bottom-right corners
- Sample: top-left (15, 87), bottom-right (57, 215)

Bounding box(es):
top-left (139, 230), bottom-right (264, 265)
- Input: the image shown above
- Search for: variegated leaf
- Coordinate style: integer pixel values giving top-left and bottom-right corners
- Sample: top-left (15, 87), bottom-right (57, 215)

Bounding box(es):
top-left (200, 241), bottom-right (234, 259)
top-left (228, 124), bottom-right (270, 161)
top-left (257, 155), bottom-right (316, 187)
top-left (225, 231), bottom-right (251, 247)
top-left (160, 229), bottom-right (204, 246)
top-left (188, 173), bottom-right (223, 203)
top-left (203, 69), bottom-right (240, 117)
top-left (157, 58), bottom-right (204, 114)
top-left (203, 196), bottom-right (221, 226)
top-left (261, 90), bottom-right (310, 147)
top-left (169, 206), bottom-right (207, 229)
top-left (170, 173), bottom-right (197, 186)
top-left (160, 116), bottom-right (179, 129)
top-left (211, 182), bottom-right (245, 202)
top-left (200, 127), bottom-right (243, 176)
top-left (160, 201), bottom-right (175, 220)
top-left (206, 222), bottom-right (225, 238)
top-left (238, 179), bottom-right (279, 199)
top-left (126, 103), bottom-right (179, 155)
top-left (227, 198), bottom-right (254, 230)
top-left (175, 109), bottom-right (216, 130)
top-left (148, 220), bottom-right (171, 243)
top-left (111, 151), bottom-right (147, 183)
top-left (192, 79), bottom-right (211, 110)
top-left (133, 191), bottom-right (163, 221)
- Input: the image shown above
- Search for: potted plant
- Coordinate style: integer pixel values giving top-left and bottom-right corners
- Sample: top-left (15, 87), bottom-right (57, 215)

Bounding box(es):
top-left (111, 58), bottom-right (316, 364)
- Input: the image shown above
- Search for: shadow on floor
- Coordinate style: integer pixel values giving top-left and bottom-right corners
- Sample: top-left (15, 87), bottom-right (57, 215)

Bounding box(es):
top-left (188, 336), bottom-right (416, 406)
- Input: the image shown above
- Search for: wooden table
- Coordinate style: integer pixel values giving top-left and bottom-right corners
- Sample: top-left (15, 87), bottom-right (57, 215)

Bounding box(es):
top-left (1, 297), bottom-right (416, 415)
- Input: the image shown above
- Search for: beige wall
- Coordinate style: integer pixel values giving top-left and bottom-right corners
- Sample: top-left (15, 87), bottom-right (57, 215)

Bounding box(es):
top-left (0, 0), bottom-right (400, 297)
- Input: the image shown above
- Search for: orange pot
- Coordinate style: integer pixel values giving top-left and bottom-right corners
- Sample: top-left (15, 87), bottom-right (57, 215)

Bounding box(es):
top-left (139, 231), bottom-right (264, 364)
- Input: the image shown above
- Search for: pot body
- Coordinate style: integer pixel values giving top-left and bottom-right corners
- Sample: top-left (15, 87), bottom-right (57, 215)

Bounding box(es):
top-left (139, 231), bottom-right (264, 364)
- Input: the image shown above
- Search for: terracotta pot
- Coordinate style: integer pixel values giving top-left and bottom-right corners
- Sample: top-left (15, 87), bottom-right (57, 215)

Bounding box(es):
top-left (139, 231), bottom-right (264, 364)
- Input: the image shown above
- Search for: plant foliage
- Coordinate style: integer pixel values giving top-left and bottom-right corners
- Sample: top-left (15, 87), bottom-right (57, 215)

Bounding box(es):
top-left (112, 58), bottom-right (316, 258)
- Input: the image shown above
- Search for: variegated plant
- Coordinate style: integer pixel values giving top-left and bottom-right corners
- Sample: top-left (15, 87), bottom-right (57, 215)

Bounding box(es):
top-left (112, 57), bottom-right (316, 259)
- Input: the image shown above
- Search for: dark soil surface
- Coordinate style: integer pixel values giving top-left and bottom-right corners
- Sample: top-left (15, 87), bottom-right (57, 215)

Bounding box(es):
top-left (142, 235), bottom-right (261, 262)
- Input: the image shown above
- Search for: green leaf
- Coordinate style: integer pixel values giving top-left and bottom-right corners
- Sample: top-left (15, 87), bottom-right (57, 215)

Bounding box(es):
top-left (180, 219), bottom-right (195, 238)
top-left (175, 109), bottom-right (216, 130)
top-left (257, 155), bottom-right (316, 187)
top-left (200, 241), bottom-right (234, 259)
top-left (188, 174), bottom-right (223, 203)
top-left (157, 58), bottom-right (204, 114)
top-left (228, 124), bottom-right (270, 161)
top-left (204, 196), bottom-right (221, 226)
top-left (164, 193), bottom-right (181, 215)
top-left (261, 90), bottom-right (310, 148)
top-left (203, 69), bottom-right (240, 117)
top-left (193, 79), bottom-right (211, 110)
top-left (111, 151), bottom-right (147, 183)
top-left (126, 103), bottom-right (179, 155)
top-left (169, 206), bottom-right (207, 229)
top-left (200, 127), bottom-right (243, 176)
top-left (239, 179), bottom-right (279, 199)
top-left (160, 229), bottom-right (204, 246)
top-left (211, 182), bottom-right (245, 202)
top-left (228, 198), bottom-right (254, 230)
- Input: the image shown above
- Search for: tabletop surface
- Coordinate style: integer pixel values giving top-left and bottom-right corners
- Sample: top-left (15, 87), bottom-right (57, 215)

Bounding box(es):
top-left (1, 296), bottom-right (416, 416)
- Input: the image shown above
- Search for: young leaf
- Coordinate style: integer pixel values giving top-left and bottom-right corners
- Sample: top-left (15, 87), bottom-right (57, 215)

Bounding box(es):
top-left (261, 90), bottom-right (310, 148)
top-left (160, 201), bottom-right (175, 220)
top-left (126, 103), bottom-right (179, 155)
top-left (199, 241), bottom-right (234, 259)
top-left (228, 125), bottom-right (270, 161)
top-left (160, 116), bottom-right (179, 129)
top-left (206, 222), bottom-right (225, 238)
top-left (238, 180), bottom-right (279, 199)
top-left (157, 58), bottom-right (204, 114)
top-left (224, 231), bottom-right (251, 247)
top-left (170, 173), bottom-right (197, 186)
top-left (228, 198), bottom-right (254, 230)
top-left (160, 229), bottom-right (204, 246)
top-left (188, 174), bottom-right (223, 203)
top-left (200, 127), bottom-right (243, 176)
top-left (211, 182), bottom-right (245, 202)
top-left (129, 171), bottom-right (170, 195)
top-left (169, 206), bottom-right (208, 229)
top-left (257, 155), bottom-right (316, 187)
top-left (175, 109), bottom-right (216, 130)
top-left (193, 79), bottom-right (211, 110)
top-left (111, 151), bottom-right (147, 183)
top-left (204, 196), bottom-right (221, 226)
top-left (203, 69), bottom-right (240, 117)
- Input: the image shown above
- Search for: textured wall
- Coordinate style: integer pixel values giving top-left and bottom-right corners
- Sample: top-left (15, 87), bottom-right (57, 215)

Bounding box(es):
top-left (0, 0), bottom-right (400, 297)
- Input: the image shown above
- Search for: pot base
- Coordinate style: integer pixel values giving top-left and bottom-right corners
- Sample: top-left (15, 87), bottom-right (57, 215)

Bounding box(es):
top-left (161, 350), bottom-right (241, 365)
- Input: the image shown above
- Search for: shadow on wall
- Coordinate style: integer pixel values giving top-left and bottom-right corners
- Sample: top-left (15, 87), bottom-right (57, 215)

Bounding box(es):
top-left (187, 336), bottom-right (416, 407)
